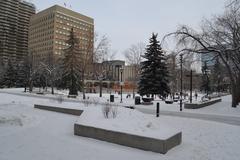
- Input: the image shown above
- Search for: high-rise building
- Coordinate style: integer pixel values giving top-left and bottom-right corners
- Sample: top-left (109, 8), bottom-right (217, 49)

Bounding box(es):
top-left (0, 0), bottom-right (35, 65)
top-left (29, 5), bottom-right (94, 67)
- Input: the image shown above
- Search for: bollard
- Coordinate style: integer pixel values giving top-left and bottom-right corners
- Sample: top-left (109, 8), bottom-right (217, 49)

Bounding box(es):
top-left (156, 102), bottom-right (160, 117)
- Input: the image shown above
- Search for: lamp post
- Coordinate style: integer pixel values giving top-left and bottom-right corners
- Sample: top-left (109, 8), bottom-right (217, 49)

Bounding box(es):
top-left (180, 54), bottom-right (183, 111)
top-left (99, 76), bottom-right (103, 98)
top-left (185, 70), bottom-right (200, 103)
top-left (99, 71), bottom-right (106, 98)
top-left (120, 67), bottom-right (124, 103)
top-left (186, 70), bottom-right (193, 103)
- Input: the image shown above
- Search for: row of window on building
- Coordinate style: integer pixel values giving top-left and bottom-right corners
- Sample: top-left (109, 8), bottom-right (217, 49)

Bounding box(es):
top-left (56, 12), bottom-right (92, 28)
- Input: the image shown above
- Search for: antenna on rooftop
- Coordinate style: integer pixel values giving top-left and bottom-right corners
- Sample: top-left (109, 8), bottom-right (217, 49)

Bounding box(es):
top-left (63, 2), bottom-right (72, 9)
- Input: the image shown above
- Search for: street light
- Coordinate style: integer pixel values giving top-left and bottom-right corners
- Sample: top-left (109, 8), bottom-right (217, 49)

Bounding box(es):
top-left (99, 71), bottom-right (106, 98)
top-left (186, 70), bottom-right (199, 103)
top-left (99, 75), bottom-right (103, 98)
top-left (120, 67), bottom-right (124, 103)
top-left (180, 54), bottom-right (183, 111)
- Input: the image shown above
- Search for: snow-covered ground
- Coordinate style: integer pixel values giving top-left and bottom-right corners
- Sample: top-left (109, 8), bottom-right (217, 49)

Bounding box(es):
top-left (1, 89), bottom-right (240, 160)
top-left (1, 88), bottom-right (239, 116)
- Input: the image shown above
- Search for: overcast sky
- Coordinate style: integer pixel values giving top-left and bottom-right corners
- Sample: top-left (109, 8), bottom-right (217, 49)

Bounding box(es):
top-left (31, 0), bottom-right (226, 59)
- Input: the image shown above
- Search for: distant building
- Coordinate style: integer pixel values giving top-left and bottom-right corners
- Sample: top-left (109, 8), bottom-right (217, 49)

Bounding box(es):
top-left (29, 5), bottom-right (94, 66)
top-left (85, 60), bottom-right (139, 93)
top-left (201, 53), bottom-right (217, 72)
top-left (101, 60), bottom-right (125, 81)
top-left (0, 0), bottom-right (35, 64)
top-left (123, 65), bottom-right (138, 82)
top-left (201, 52), bottom-right (230, 92)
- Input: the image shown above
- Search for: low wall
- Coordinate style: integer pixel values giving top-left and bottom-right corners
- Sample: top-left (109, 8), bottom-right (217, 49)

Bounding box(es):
top-left (34, 104), bottom-right (83, 116)
top-left (74, 123), bottom-right (182, 154)
top-left (184, 98), bottom-right (222, 109)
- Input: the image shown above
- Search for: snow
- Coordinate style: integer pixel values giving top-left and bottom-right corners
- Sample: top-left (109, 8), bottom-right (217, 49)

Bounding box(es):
top-left (1, 89), bottom-right (240, 160)
top-left (1, 88), bottom-right (239, 117)
top-left (134, 95), bottom-right (240, 117)
top-left (77, 106), bottom-right (179, 139)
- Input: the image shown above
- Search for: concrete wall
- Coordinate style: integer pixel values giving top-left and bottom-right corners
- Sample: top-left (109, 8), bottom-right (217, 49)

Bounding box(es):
top-left (184, 98), bottom-right (222, 109)
top-left (34, 104), bottom-right (83, 116)
top-left (74, 123), bottom-right (182, 154)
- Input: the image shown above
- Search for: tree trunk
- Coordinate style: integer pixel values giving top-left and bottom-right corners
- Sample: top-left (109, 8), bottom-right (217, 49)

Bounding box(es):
top-left (132, 86), bottom-right (135, 99)
top-left (231, 83), bottom-right (238, 108)
top-left (99, 79), bottom-right (102, 97)
top-left (82, 72), bottom-right (86, 100)
top-left (51, 76), bottom-right (54, 95)
top-left (29, 80), bottom-right (33, 92)
top-left (236, 75), bottom-right (240, 105)
top-left (51, 82), bottom-right (54, 95)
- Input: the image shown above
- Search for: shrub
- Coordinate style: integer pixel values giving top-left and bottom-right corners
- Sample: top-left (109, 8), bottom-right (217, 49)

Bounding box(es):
top-left (82, 97), bottom-right (92, 107)
top-left (102, 101), bottom-right (118, 119)
top-left (56, 95), bottom-right (64, 103)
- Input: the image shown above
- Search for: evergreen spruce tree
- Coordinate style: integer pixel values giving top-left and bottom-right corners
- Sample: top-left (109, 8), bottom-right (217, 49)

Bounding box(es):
top-left (62, 28), bottom-right (82, 96)
top-left (0, 62), bottom-right (5, 87)
top-left (138, 33), bottom-right (170, 97)
top-left (15, 63), bottom-right (25, 87)
top-left (1, 61), bottom-right (17, 88)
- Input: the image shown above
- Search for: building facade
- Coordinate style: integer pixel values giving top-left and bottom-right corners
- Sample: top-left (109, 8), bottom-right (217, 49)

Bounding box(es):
top-left (0, 0), bottom-right (35, 65)
top-left (29, 5), bottom-right (94, 67)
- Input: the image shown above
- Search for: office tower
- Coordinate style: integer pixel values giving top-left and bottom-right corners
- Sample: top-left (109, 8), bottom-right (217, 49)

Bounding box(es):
top-left (0, 0), bottom-right (35, 65)
top-left (29, 5), bottom-right (94, 67)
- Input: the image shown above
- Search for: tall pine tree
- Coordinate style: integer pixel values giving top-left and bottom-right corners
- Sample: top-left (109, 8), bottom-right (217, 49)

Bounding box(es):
top-left (138, 33), bottom-right (170, 97)
top-left (0, 61), bottom-right (17, 88)
top-left (62, 28), bottom-right (82, 96)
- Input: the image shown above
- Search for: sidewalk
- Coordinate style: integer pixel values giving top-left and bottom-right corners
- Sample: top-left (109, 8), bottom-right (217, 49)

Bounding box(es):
top-left (136, 106), bottom-right (240, 126)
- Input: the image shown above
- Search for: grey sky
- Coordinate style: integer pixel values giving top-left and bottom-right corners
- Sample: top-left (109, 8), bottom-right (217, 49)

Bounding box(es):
top-left (32, 0), bottom-right (226, 59)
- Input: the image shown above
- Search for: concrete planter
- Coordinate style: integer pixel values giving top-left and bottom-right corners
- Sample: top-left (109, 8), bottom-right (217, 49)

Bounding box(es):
top-left (34, 104), bottom-right (83, 116)
top-left (165, 100), bottom-right (174, 104)
top-left (74, 123), bottom-right (182, 154)
top-left (184, 98), bottom-right (222, 109)
top-left (142, 97), bottom-right (153, 103)
top-left (68, 95), bottom-right (77, 98)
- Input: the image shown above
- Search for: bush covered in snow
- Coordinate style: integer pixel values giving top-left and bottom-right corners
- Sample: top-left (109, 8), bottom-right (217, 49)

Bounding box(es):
top-left (102, 101), bottom-right (118, 119)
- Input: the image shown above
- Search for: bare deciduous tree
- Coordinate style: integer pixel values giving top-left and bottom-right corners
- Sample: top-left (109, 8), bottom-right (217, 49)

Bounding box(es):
top-left (124, 42), bottom-right (145, 66)
top-left (93, 33), bottom-right (110, 63)
top-left (39, 62), bottom-right (61, 95)
top-left (165, 0), bottom-right (240, 107)
top-left (124, 42), bottom-right (145, 97)
top-left (23, 51), bottom-right (40, 92)
top-left (80, 29), bottom-right (94, 99)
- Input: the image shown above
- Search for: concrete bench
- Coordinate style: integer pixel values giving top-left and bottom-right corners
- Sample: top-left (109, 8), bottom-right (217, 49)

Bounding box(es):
top-left (74, 123), bottom-right (182, 154)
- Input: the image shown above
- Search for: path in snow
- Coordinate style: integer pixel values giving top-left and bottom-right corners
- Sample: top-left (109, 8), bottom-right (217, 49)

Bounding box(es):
top-left (136, 108), bottom-right (240, 126)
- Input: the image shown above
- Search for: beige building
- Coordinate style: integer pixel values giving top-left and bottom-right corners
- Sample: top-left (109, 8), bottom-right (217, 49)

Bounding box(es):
top-left (29, 5), bottom-right (94, 66)
top-left (123, 65), bottom-right (139, 82)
